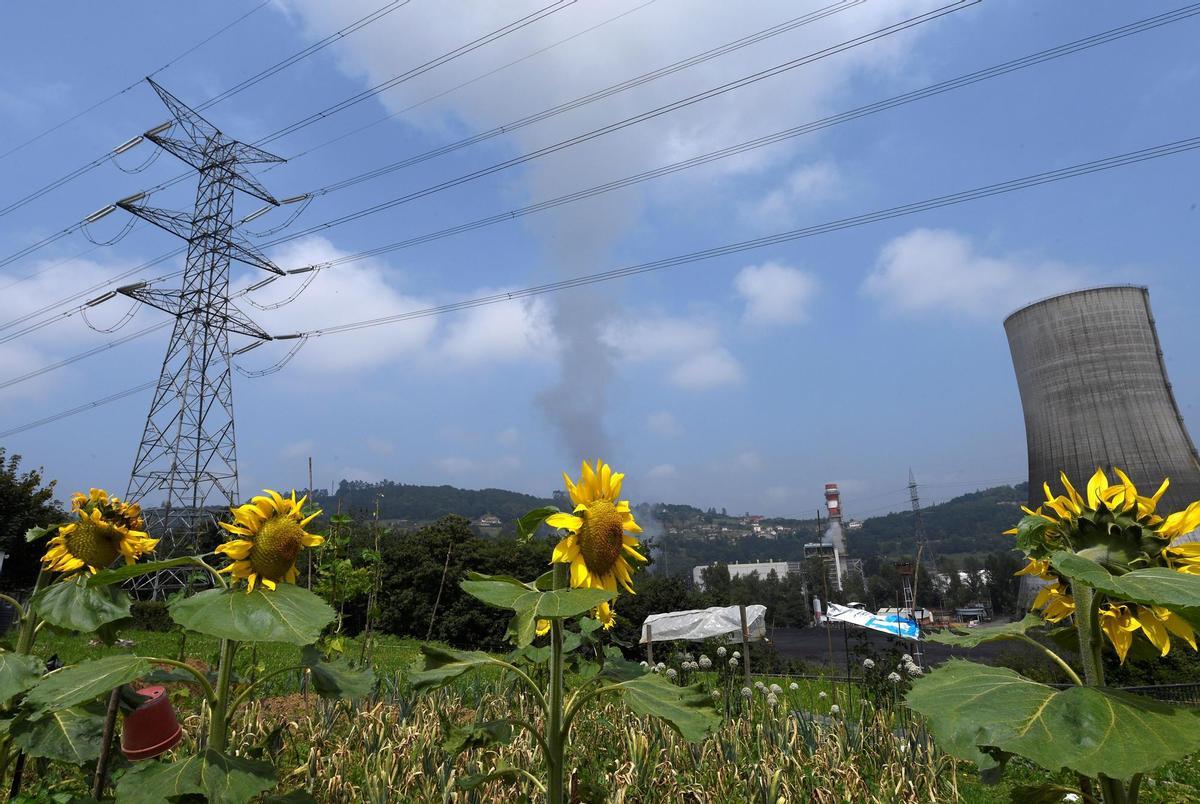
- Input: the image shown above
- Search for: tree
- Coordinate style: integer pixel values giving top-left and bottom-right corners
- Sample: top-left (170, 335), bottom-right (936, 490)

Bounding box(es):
top-left (0, 450), bottom-right (61, 589)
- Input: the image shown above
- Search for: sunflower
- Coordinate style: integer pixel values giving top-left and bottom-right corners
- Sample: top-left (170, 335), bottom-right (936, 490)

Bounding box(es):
top-left (42, 488), bottom-right (158, 575)
top-left (215, 490), bottom-right (323, 592)
top-left (546, 460), bottom-right (646, 628)
top-left (1010, 468), bottom-right (1200, 662)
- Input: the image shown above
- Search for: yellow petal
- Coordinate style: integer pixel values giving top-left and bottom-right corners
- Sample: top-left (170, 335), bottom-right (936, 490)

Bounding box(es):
top-left (1137, 606), bottom-right (1171, 656)
top-left (552, 537), bottom-right (579, 564)
top-left (570, 557), bottom-right (589, 588)
top-left (546, 513), bottom-right (583, 532)
top-left (1087, 467), bottom-right (1109, 509)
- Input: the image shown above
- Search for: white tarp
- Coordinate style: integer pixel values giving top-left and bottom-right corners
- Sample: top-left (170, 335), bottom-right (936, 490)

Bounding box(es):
top-left (825, 602), bottom-right (920, 640)
top-left (639, 604), bottom-right (767, 644)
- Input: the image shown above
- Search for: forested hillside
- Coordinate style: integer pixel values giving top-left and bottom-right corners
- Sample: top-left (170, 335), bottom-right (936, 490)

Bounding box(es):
top-left (316, 479), bottom-right (552, 524)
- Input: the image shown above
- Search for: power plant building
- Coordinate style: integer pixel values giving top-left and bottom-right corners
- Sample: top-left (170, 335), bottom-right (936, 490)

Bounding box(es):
top-left (1005, 286), bottom-right (1200, 603)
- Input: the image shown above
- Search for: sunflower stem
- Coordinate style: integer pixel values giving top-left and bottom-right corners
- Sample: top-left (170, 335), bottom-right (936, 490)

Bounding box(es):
top-left (208, 638), bottom-right (239, 754)
top-left (1074, 582), bottom-right (1125, 804)
top-left (546, 562), bottom-right (569, 804)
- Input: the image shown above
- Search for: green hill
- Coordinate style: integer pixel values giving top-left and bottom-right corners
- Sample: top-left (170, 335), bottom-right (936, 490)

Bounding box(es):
top-left (849, 483), bottom-right (1028, 558)
top-left (316, 480), bottom-right (552, 525)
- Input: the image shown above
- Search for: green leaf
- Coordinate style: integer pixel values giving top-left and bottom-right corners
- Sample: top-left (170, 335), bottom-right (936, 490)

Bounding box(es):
top-left (924, 614), bottom-right (1043, 648)
top-left (409, 645), bottom-right (500, 693)
top-left (460, 573), bottom-right (532, 609)
top-left (26, 655), bottom-right (149, 715)
top-left (614, 674), bottom-right (719, 742)
top-left (455, 762), bottom-right (527, 792)
top-left (32, 576), bottom-right (132, 633)
top-left (517, 505), bottom-right (559, 541)
top-left (0, 652), bottom-right (44, 704)
top-left (442, 719), bottom-right (513, 756)
top-left (25, 524), bottom-right (59, 543)
top-left (115, 750), bottom-right (276, 804)
top-left (9, 701), bottom-right (106, 763)
top-left (906, 659), bottom-right (1200, 780)
top-left (300, 645), bottom-right (374, 699)
top-left (458, 571), bottom-right (614, 648)
top-left (1051, 551), bottom-right (1200, 621)
top-left (505, 607), bottom-right (539, 648)
top-left (533, 588), bottom-right (615, 618)
top-left (87, 557), bottom-right (204, 587)
top-left (170, 584), bottom-right (335, 646)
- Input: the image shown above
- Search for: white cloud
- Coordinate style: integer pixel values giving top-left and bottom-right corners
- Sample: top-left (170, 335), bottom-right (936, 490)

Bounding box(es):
top-left (647, 463), bottom-right (677, 479)
top-left (734, 262), bottom-right (818, 325)
top-left (497, 427), bottom-right (520, 446)
top-left (744, 162), bottom-right (843, 228)
top-left (646, 411), bottom-right (682, 438)
top-left (605, 314), bottom-right (743, 390)
top-left (436, 294), bottom-right (556, 365)
top-left (243, 237), bottom-right (435, 373)
top-left (862, 229), bottom-right (1088, 319)
top-left (669, 348), bottom-right (743, 389)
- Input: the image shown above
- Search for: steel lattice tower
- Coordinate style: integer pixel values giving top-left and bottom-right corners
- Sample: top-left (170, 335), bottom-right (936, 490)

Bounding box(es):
top-left (117, 79), bottom-right (284, 596)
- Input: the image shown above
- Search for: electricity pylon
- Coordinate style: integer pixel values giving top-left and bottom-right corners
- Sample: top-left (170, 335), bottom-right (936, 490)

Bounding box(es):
top-left (117, 78), bottom-right (283, 597)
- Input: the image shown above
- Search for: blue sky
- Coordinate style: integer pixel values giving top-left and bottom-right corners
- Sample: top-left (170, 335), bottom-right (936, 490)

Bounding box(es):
top-left (1, 0), bottom-right (1198, 519)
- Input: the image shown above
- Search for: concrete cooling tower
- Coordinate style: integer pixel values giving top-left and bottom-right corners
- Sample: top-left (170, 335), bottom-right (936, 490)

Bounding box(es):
top-left (1005, 285), bottom-right (1200, 516)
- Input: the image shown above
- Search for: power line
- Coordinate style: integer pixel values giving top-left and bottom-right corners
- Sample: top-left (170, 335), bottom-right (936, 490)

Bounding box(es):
top-left (279, 134), bottom-right (1200, 339)
top-left (310, 0), bottom-right (864, 195)
top-left (0, 0), bottom-right (578, 261)
top-left (257, 1), bottom-right (978, 246)
top-left (0, 321), bottom-right (169, 391)
top-left (6, 133), bottom-right (1198, 436)
top-left (0, 0), bottom-right (271, 163)
top-left (278, 2), bottom-right (1200, 272)
top-left (0, 0), bottom-right (415, 219)
top-left (0, 382), bottom-right (157, 439)
top-left (278, 0), bottom-right (663, 166)
top-left (4, 2), bottom-right (1192, 346)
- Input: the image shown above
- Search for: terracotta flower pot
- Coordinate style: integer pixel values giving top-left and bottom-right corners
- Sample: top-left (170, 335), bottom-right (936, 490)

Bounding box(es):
top-left (120, 686), bottom-right (182, 761)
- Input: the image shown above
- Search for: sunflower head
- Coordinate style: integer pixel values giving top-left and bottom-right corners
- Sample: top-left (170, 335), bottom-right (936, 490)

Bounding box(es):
top-left (215, 490), bottom-right (323, 592)
top-left (1010, 468), bottom-right (1200, 662)
top-left (547, 460), bottom-right (645, 628)
top-left (42, 488), bottom-right (158, 575)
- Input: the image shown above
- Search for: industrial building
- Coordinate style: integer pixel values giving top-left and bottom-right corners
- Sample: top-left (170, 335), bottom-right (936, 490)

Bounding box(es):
top-left (804, 483), bottom-right (862, 592)
top-left (1005, 286), bottom-right (1200, 603)
top-left (1005, 285), bottom-right (1200, 512)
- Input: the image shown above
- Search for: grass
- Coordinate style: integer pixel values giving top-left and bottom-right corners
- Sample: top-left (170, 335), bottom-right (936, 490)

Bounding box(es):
top-left (17, 630), bottom-right (1200, 801)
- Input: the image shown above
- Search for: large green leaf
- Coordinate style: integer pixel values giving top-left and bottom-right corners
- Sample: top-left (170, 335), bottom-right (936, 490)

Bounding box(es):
top-left (25, 524), bottom-right (59, 543)
top-left (170, 584), bottom-right (335, 646)
top-left (924, 614), bottom-right (1043, 648)
top-left (115, 750), bottom-right (276, 804)
top-left (409, 645), bottom-right (500, 693)
top-left (615, 674), bottom-right (719, 742)
top-left (906, 659), bottom-right (1200, 780)
top-left (0, 652), bottom-right (43, 704)
top-left (9, 701), bottom-right (107, 762)
top-left (88, 557), bottom-right (205, 587)
top-left (300, 645), bottom-right (375, 699)
top-left (442, 719), bottom-right (513, 756)
top-left (461, 573), bottom-right (614, 618)
top-left (517, 506), bottom-right (560, 541)
top-left (1051, 552), bottom-right (1200, 623)
top-left (26, 655), bottom-right (149, 715)
top-left (33, 576), bottom-right (132, 633)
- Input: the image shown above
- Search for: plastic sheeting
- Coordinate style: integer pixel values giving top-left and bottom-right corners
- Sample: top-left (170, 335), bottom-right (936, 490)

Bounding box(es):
top-left (825, 602), bottom-right (920, 640)
top-left (639, 604), bottom-right (767, 644)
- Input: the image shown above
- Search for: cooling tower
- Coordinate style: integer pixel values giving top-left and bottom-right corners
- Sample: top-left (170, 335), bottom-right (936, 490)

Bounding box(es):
top-left (1005, 285), bottom-right (1200, 514)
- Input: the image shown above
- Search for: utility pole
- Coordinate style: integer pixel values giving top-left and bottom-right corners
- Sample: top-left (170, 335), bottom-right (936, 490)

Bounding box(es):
top-left (114, 78), bottom-right (285, 598)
